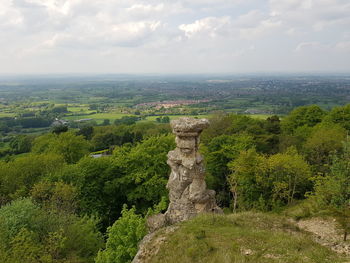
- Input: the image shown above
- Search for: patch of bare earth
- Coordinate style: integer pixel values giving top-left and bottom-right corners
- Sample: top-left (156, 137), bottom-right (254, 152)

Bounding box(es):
top-left (132, 226), bottom-right (178, 263)
top-left (296, 217), bottom-right (350, 256)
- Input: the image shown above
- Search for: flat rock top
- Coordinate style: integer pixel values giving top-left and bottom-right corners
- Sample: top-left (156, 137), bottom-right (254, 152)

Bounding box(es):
top-left (170, 117), bottom-right (209, 133)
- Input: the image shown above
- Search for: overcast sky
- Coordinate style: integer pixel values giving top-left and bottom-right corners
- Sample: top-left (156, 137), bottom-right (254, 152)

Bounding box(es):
top-left (0, 0), bottom-right (349, 74)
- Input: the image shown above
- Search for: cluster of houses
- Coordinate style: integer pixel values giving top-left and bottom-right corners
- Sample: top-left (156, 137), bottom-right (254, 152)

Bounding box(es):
top-left (51, 118), bottom-right (93, 126)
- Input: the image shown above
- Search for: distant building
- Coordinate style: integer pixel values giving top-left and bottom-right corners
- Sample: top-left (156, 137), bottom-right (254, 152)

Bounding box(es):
top-left (52, 118), bottom-right (69, 126)
top-left (74, 118), bottom-right (93, 123)
top-left (91, 154), bottom-right (103, 158)
top-left (244, 109), bottom-right (272, 115)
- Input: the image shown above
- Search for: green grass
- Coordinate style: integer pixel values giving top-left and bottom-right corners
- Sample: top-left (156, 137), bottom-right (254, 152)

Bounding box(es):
top-left (67, 106), bottom-right (90, 113)
top-left (148, 212), bottom-right (348, 263)
top-left (0, 112), bottom-right (16, 117)
top-left (246, 114), bottom-right (273, 120)
top-left (64, 112), bottom-right (131, 124)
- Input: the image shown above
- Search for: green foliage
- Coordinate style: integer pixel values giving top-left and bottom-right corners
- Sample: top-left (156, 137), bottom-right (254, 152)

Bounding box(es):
top-left (201, 113), bottom-right (238, 143)
top-left (325, 104), bottom-right (350, 130)
top-left (3, 228), bottom-right (47, 263)
top-left (331, 207), bottom-right (350, 241)
top-left (303, 124), bottom-right (346, 171)
top-left (95, 205), bottom-right (147, 263)
top-left (102, 119), bottom-right (111, 126)
top-left (9, 135), bottom-right (33, 154)
top-left (114, 116), bottom-right (140, 125)
top-left (311, 141), bottom-right (350, 209)
top-left (204, 134), bottom-right (255, 207)
top-left (228, 148), bottom-right (312, 210)
top-left (91, 125), bottom-right (141, 151)
top-left (156, 116), bottom-right (170, 123)
top-left (228, 149), bottom-right (269, 210)
top-left (0, 198), bottom-right (104, 263)
top-left (32, 132), bottom-right (90, 163)
top-left (51, 124), bottom-right (68, 135)
top-left (113, 134), bottom-right (175, 210)
top-left (51, 105), bottom-right (68, 114)
top-left (50, 134), bottom-right (174, 229)
top-left (0, 198), bottom-right (52, 244)
top-left (76, 125), bottom-right (94, 140)
top-left (306, 141), bottom-right (350, 241)
top-left (58, 156), bottom-right (126, 228)
top-left (2, 103), bottom-right (350, 262)
top-left (268, 148), bottom-right (312, 205)
top-left (0, 153), bottom-right (65, 204)
top-left (282, 105), bottom-right (326, 134)
top-left (30, 181), bottom-right (77, 214)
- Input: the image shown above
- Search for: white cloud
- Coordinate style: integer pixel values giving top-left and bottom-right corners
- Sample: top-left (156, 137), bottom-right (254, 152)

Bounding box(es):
top-left (335, 41), bottom-right (350, 51)
top-left (239, 17), bottom-right (282, 39)
top-left (295, 41), bottom-right (350, 53)
top-left (179, 16), bottom-right (231, 38)
top-left (295, 42), bottom-right (329, 52)
top-left (0, 0), bottom-right (349, 73)
top-left (0, 0), bottom-right (23, 27)
top-left (269, 0), bottom-right (350, 32)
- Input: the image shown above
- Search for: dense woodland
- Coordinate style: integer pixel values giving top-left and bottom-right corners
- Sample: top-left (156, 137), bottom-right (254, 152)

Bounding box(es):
top-left (0, 101), bottom-right (349, 262)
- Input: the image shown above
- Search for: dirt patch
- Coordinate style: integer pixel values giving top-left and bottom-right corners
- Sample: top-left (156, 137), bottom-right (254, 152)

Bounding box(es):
top-left (296, 217), bottom-right (350, 255)
top-left (132, 226), bottom-right (178, 263)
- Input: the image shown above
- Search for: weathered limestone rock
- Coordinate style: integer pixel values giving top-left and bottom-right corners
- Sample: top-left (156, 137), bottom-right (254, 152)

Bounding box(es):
top-left (134, 117), bottom-right (222, 263)
top-left (147, 117), bottom-right (222, 231)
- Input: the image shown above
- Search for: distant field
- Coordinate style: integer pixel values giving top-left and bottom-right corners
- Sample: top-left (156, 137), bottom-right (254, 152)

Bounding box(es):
top-left (67, 105), bottom-right (91, 113)
top-left (64, 112), bottom-right (274, 124)
top-left (144, 115), bottom-right (211, 121)
top-left (0, 112), bottom-right (15, 117)
top-left (65, 112), bottom-right (129, 123)
top-left (246, 114), bottom-right (273, 120)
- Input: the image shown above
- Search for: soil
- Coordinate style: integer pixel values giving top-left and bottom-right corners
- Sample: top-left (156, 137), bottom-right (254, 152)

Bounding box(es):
top-left (296, 217), bottom-right (350, 256)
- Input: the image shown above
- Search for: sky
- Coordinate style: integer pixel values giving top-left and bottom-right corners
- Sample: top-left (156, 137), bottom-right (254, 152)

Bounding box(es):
top-left (0, 0), bottom-right (349, 74)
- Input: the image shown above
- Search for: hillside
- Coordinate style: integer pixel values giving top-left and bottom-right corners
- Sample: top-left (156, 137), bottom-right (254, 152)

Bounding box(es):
top-left (134, 212), bottom-right (349, 263)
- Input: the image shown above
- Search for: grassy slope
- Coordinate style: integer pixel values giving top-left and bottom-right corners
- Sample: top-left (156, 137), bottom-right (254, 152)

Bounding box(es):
top-left (148, 212), bottom-right (348, 263)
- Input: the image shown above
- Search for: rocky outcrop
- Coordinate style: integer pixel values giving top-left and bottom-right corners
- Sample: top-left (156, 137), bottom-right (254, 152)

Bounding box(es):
top-left (133, 117), bottom-right (222, 263)
top-left (132, 226), bottom-right (178, 263)
top-left (147, 117), bottom-right (222, 231)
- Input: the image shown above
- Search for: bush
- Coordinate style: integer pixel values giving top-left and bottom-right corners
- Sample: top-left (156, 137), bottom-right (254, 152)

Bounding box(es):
top-left (95, 205), bottom-right (147, 263)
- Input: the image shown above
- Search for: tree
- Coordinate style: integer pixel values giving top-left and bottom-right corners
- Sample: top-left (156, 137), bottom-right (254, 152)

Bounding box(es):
top-left (114, 116), bottom-right (140, 126)
top-left (281, 105), bottom-right (326, 134)
top-left (325, 104), bottom-right (350, 130)
top-left (113, 134), bottom-right (175, 212)
top-left (32, 132), bottom-right (90, 163)
top-left (30, 181), bottom-right (77, 214)
top-left (268, 148), bottom-right (312, 205)
top-left (311, 141), bottom-right (350, 241)
top-left (228, 149), bottom-right (269, 211)
top-left (0, 154), bottom-right (65, 204)
top-left (0, 198), bottom-right (104, 263)
top-left (204, 134), bottom-right (255, 207)
top-left (57, 156), bottom-right (127, 229)
top-left (228, 148), bottom-right (312, 210)
top-left (303, 124), bottom-right (346, 172)
top-left (51, 124), bottom-right (68, 135)
top-left (102, 119), bottom-right (111, 126)
top-left (77, 125), bottom-right (94, 140)
top-left (51, 105), bottom-right (68, 114)
top-left (9, 135), bottom-right (33, 154)
top-left (95, 205), bottom-right (146, 263)
top-left (0, 198), bottom-right (51, 244)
